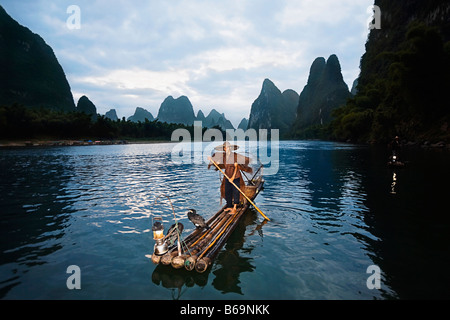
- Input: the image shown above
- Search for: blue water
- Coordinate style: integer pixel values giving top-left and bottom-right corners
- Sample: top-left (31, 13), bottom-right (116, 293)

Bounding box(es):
top-left (1, 141), bottom-right (449, 299)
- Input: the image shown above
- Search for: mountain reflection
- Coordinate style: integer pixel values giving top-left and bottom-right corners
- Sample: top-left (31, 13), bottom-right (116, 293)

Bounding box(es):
top-left (0, 152), bottom-right (73, 298)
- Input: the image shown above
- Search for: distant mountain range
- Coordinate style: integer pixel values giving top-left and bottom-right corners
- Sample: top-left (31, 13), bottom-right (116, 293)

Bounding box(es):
top-left (76, 95), bottom-right (97, 121)
top-left (246, 55), bottom-right (351, 138)
top-left (100, 98), bottom-right (236, 130)
top-left (2, 3), bottom-right (449, 143)
top-left (157, 95), bottom-right (196, 125)
top-left (291, 54), bottom-right (351, 137)
top-left (196, 108), bottom-right (235, 130)
top-left (0, 4), bottom-right (355, 139)
top-left (105, 109), bottom-right (119, 121)
top-left (247, 79), bottom-right (299, 136)
top-left (127, 107), bottom-right (154, 122)
top-left (126, 98), bottom-right (235, 130)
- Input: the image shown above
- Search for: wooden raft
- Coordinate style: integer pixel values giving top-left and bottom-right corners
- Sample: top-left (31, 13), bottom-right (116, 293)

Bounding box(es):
top-left (151, 176), bottom-right (264, 273)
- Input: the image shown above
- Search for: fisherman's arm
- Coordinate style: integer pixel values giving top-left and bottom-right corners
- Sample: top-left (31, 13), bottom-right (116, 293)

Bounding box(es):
top-left (229, 163), bottom-right (238, 181)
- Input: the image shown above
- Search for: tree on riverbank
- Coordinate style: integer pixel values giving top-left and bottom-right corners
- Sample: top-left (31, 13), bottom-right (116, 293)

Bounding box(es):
top-left (330, 22), bottom-right (450, 144)
top-left (326, 0), bottom-right (450, 144)
top-left (0, 103), bottom-right (195, 141)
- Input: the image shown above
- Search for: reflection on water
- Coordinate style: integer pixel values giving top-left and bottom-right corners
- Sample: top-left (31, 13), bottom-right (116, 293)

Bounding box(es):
top-left (152, 265), bottom-right (210, 300)
top-left (0, 153), bottom-right (73, 297)
top-left (390, 171), bottom-right (397, 195)
top-left (1, 142), bottom-right (450, 299)
top-left (212, 209), bottom-right (262, 295)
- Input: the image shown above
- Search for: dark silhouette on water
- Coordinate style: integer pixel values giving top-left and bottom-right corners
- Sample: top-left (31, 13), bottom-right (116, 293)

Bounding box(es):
top-left (187, 209), bottom-right (210, 230)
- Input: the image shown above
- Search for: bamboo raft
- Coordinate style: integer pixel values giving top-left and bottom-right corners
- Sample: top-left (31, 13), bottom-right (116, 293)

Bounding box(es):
top-left (150, 175), bottom-right (265, 273)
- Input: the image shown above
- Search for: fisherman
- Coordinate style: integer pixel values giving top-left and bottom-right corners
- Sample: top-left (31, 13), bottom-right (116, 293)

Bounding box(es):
top-left (389, 135), bottom-right (401, 158)
top-left (208, 142), bottom-right (252, 215)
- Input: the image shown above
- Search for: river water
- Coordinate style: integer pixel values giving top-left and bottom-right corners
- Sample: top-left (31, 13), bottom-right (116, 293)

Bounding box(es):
top-left (1, 140), bottom-right (449, 300)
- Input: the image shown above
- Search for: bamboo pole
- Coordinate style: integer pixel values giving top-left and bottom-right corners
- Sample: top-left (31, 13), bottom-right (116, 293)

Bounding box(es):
top-left (184, 208), bottom-right (236, 270)
top-left (197, 210), bottom-right (239, 260)
top-left (151, 253), bottom-right (161, 265)
top-left (194, 180), bottom-right (263, 272)
top-left (195, 205), bottom-right (248, 273)
top-left (160, 251), bottom-right (178, 265)
top-left (184, 255), bottom-right (198, 271)
top-left (197, 201), bottom-right (248, 261)
top-left (195, 257), bottom-right (211, 273)
top-left (171, 254), bottom-right (187, 269)
top-left (190, 208), bottom-right (232, 248)
top-left (180, 206), bottom-right (225, 248)
top-left (194, 208), bottom-right (237, 255)
top-left (177, 207), bottom-right (230, 270)
top-left (205, 204), bottom-right (249, 260)
top-left (208, 158), bottom-right (270, 221)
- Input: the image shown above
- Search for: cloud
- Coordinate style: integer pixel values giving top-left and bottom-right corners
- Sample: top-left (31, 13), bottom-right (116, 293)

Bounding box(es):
top-left (277, 0), bottom-right (364, 28)
top-left (1, 0), bottom-right (374, 126)
top-left (184, 44), bottom-right (304, 75)
top-left (77, 69), bottom-right (190, 93)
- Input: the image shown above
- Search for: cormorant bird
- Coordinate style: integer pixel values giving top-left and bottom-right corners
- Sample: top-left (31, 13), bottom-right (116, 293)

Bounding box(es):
top-left (187, 209), bottom-right (210, 229)
top-left (164, 222), bottom-right (184, 246)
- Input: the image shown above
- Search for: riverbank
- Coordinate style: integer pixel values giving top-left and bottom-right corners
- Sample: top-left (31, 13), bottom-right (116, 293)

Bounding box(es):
top-left (1, 137), bottom-right (449, 152)
top-left (0, 138), bottom-right (172, 148)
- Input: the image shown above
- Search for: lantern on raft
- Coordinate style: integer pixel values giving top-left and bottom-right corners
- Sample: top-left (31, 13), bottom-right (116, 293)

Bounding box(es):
top-left (152, 217), bottom-right (168, 256)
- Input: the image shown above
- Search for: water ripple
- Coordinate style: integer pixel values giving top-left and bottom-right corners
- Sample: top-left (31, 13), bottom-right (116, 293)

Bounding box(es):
top-left (0, 142), bottom-right (401, 299)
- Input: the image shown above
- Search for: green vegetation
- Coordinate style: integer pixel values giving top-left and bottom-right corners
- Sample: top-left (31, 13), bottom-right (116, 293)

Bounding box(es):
top-left (3, 1), bottom-right (450, 145)
top-left (290, 55), bottom-right (351, 140)
top-left (329, 23), bottom-right (450, 143)
top-left (248, 79), bottom-right (298, 138)
top-left (0, 104), bottom-right (197, 141)
top-left (288, 1), bottom-right (450, 144)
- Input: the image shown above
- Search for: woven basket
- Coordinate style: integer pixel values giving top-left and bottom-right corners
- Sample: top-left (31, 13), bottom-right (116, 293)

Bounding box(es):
top-left (244, 185), bottom-right (257, 199)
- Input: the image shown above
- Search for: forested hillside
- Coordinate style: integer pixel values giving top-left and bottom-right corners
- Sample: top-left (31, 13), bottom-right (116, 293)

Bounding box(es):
top-left (330, 0), bottom-right (450, 143)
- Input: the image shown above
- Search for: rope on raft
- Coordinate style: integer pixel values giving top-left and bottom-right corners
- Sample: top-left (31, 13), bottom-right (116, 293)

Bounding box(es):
top-left (150, 193), bottom-right (192, 257)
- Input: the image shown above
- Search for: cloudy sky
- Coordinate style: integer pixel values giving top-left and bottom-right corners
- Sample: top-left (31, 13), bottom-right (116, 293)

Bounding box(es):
top-left (2, 0), bottom-right (374, 127)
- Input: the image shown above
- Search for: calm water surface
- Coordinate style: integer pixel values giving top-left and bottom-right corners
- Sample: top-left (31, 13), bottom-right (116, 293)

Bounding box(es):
top-left (1, 141), bottom-right (449, 299)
